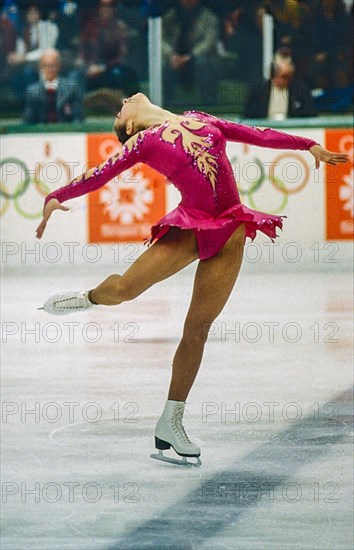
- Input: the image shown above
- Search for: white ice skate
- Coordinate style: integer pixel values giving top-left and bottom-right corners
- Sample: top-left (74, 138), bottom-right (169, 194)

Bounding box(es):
top-left (151, 400), bottom-right (201, 468)
top-left (37, 290), bottom-right (94, 315)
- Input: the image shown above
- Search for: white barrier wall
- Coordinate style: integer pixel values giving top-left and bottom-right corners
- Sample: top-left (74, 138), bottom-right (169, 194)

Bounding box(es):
top-left (1, 128), bottom-right (353, 273)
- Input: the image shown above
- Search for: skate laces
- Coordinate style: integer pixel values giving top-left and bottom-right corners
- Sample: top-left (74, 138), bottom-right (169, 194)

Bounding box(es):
top-left (53, 294), bottom-right (89, 311)
top-left (173, 404), bottom-right (192, 444)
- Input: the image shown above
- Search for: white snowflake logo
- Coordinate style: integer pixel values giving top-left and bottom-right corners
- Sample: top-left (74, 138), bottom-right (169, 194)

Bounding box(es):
top-left (100, 167), bottom-right (153, 224)
top-left (339, 169), bottom-right (354, 217)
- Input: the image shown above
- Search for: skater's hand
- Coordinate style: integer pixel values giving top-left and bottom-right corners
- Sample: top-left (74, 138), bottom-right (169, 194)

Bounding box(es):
top-left (309, 144), bottom-right (349, 169)
top-left (35, 199), bottom-right (70, 239)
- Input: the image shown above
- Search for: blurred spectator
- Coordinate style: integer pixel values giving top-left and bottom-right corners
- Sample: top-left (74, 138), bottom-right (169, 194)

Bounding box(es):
top-left (2, 0), bottom-right (20, 31)
top-left (308, 0), bottom-right (352, 91)
top-left (9, 3), bottom-right (59, 64)
top-left (23, 48), bottom-right (83, 123)
top-left (117, 0), bottom-right (148, 80)
top-left (50, 1), bottom-right (81, 76)
top-left (265, 0), bottom-right (353, 99)
top-left (1, 0), bottom-right (352, 117)
top-left (0, 7), bottom-right (17, 75)
top-left (162, 0), bottom-right (220, 104)
top-left (343, 0), bottom-right (353, 11)
top-left (79, 0), bottom-right (139, 96)
top-left (0, 5), bottom-right (18, 110)
top-left (264, 0), bottom-right (315, 83)
top-left (265, 0), bottom-right (311, 47)
top-left (5, 2), bottom-right (59, 104)
top-left (220, 2), bottom-right (263, 85)
top-left (312, 82), bottom-right (354, 113)
top-left (243, 50), bottom-right (317, 119)
top-left (309, 0), bottom-right (353, 112)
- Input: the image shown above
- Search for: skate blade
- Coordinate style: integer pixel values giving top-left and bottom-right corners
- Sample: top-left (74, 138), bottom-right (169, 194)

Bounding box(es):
top-left (150, 450), bottom-right (201, 468)
top-left (37, 307), bottom-right (44, 310)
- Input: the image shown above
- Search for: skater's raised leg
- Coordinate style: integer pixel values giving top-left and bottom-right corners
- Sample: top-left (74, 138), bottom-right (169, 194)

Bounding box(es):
top-left (90, 227), bottom-right (198, 305)
top-left (40, 227), bottom-right (199, 314)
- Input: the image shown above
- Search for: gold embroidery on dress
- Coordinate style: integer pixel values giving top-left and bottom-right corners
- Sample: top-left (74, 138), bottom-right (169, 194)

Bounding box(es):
top-left (161, 120), bottom-right (218, 191)
top-left (125, 131), bottom-right (145, 154)
top-left (106, 131), bottom-right (145, 164)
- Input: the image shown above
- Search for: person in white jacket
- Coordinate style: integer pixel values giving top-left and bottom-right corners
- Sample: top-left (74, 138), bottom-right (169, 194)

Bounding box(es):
top-left (7, 3), bottom-right (59, 103)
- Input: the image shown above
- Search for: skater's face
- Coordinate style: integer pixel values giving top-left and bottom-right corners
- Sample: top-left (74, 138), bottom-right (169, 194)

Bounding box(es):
top-left (114, 93), bottom-right (151, 143)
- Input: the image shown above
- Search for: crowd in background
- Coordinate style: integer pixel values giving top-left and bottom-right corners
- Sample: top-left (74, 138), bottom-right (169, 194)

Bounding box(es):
top-left (0, 0), bottom-right (353, 122)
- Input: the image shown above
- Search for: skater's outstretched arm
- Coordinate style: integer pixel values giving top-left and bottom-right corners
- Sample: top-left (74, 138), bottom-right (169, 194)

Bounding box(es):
top-left (210, 115), bottom-right (349, 167)
top-left (215, 117), bottom-right (318, 150)
top-left (36, 131), bottom-right (147, 239)
top-left (45, 131), bottom-right (147, 206)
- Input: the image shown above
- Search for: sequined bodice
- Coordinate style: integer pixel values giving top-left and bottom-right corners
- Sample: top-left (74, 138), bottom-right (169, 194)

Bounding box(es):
top-left (121, 112), bottom-right (239, 214)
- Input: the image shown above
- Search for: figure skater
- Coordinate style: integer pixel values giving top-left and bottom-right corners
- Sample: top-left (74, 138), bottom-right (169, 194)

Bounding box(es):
top-left (36, 93), bottom-right (348, 466)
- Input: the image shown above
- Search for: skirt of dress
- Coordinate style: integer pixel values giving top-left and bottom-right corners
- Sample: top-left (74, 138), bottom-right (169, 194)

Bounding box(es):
top-left (144, 203), bottom-right (286, 260)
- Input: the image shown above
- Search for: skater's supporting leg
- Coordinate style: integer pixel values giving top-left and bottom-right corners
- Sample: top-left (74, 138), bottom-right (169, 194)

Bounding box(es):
top-left (168, 223), bottom-right (245, 401)
top-left (90, 227), bottom-right (199, 305)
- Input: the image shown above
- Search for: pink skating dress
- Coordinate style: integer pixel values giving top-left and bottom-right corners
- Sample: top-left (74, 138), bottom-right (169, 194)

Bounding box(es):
top-left (44, 112), bottom-right (317, 260)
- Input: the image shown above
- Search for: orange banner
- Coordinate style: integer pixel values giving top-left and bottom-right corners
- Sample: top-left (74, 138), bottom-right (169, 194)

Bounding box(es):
top-left (325, 129), bottom-right (353, 240)
top-left (87, 134), bottom-right (166, 243)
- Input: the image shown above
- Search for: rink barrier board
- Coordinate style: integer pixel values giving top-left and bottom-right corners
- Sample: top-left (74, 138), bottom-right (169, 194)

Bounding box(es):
top-left (0, 122), bottom-right (353, 271)
top-left (0, 115), bottom-right (353, 134)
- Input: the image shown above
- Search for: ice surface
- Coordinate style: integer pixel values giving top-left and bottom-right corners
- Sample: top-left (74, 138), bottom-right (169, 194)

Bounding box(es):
top-left (1, 268), bottom-right (353, 549)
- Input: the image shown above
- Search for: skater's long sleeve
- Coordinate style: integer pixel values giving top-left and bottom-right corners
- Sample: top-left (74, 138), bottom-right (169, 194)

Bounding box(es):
top-left (212, 115), bottom-right (318, 151)
top-left (44, 132), bottom-right (146, 206)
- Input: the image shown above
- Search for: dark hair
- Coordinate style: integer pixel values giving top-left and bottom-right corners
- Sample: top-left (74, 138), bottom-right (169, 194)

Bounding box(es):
top-left (115, 124), bottom-right (131, 144)
top-left (115, 121), bottom-right (146, 144)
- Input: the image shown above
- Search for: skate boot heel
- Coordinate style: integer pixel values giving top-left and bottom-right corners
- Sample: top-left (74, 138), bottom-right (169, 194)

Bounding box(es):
top-left (155, 437), bottom-right (171, 450)
top-left (151, 401), bottom-right (202, 467)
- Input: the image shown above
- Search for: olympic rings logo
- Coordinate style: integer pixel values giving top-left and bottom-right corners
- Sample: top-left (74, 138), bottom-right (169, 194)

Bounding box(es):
top-left (0, 157), bottom-right (71, 219)
top-left (230, 152), bottom-right (310, 214)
